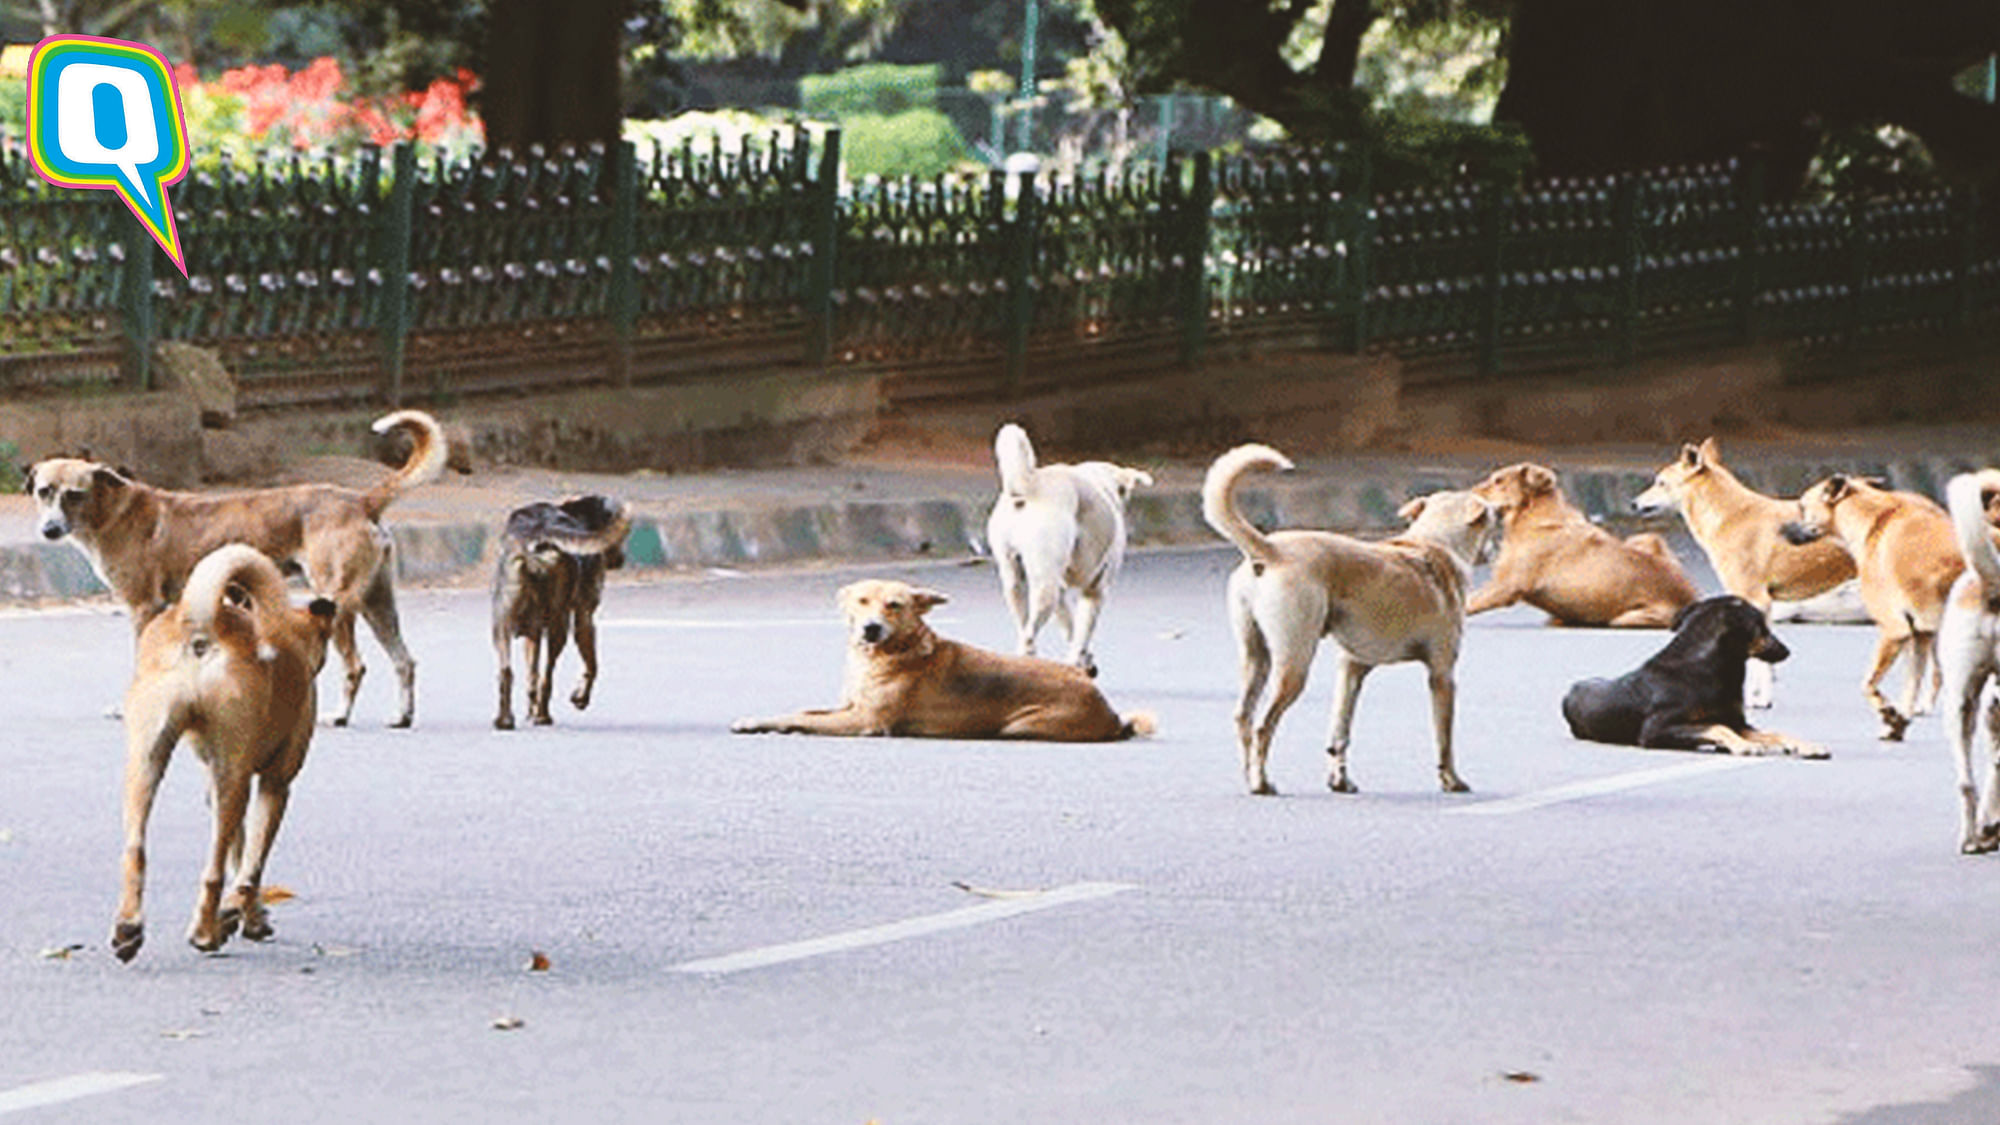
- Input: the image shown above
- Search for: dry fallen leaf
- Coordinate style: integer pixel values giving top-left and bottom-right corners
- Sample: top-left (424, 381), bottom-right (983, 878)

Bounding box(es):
top-left (258, 885), bottom-right (297, 905)
top-left (38, 944), bottom-right (84, 960)
top-left (950, 881), bottom-right (1042, 900)
top-left (527, 951), bottom-right (551, 972)
top-left (1501, 1071), bottom-right (1541, 1084)
top-left (491, 1016), bottom-right (525, 1031)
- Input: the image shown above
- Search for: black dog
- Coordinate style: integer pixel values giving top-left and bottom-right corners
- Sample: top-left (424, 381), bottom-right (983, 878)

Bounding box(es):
top-left (1561, 595), bottom-right (1828, 757)
top-left (492, 495), bottom-right (630, 730)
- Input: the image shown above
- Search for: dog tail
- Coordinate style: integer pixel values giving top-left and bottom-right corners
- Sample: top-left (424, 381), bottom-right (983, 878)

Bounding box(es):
top-left (1202, 443), bottom-right (1293, 565)
top-left (994, 423), bottom-right (1037, 502)
top-left (183, 544), bottom-right (335, 658)
top-left (363, 409), bottom-right (451, 519)
top-left (1946, 470), bottom-right (2000, 595)
top-left (1119, 711), bottom-right (1159, 740)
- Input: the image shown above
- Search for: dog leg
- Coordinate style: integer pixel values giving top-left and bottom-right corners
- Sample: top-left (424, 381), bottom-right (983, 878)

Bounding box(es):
top-left (1323, 655), bottom-right (1370, 794)
top-left (1978, 691), bottom-right (2000, 852)
top-left (1863, 632), bottom-right (1911, 741)
top-left (1464, 580), bottom-right (1520, 616)
top-left (494, 628), bottom-right (516, 730)
top-left (1745, 659), bottom-right (1776, 710)
top-left (1428, 666), bottom-right (1470, 793)
top-left (1066, 585), bottom-right (1105, 678)
top-left (997, 553), bottom-right (1033, 656)
top-left (112, 701), bottom-right (179, 963)
top-left (522, 630), bottom-right (548, 725)
top-left (731, 707), bottom-right (884, 736)
top-left (569, 608), bottom-right (600, 711)
top-left (1908, 632), bottom-right (1939, 716)
top-left (226, 770), bottom-right (293, 942)
top-left (1944, 670), bottom-right (1990, 853)
top-left (188, 769), bottom-right (251, 953)
top-left (535, 615), bottom-right (569, 725)
top-left (1607, 605), bottom-right (1679, 628)
top-left (359, 572), bottom-right (417, 729)
top-left (1231, 607), bottom-right (1273, 797)
top-left (329, 610), bottom-right (365, 728)
top-left (1248, 622), bottom-right (1318, 798)
top-left (1022, 575), bottom-right (1063, 661)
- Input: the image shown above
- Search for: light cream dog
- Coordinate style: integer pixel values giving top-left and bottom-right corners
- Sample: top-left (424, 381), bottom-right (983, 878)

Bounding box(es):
top-left (25, 410), bottom-right (446, 727)
top-left (1782, 475), bottom-right (1962, 740)
top-left (1938, 470), bottom-right (2000, 853)
top-left (985, 423), bottom-right (1152, 676)
top-left (1205, 443), bottom-right (1498, 796)
top-left (730, 578), bottom-right (1155, 741)
top-left (112, 544), bottom-right (337, 962)
top-left (1632, 436), bottom-right (1859, 706)
top-left (1468, 461), bottom-right (1698, 627)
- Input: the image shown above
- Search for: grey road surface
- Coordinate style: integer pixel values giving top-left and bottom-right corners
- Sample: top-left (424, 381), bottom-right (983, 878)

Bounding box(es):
top-left (3, 548), bottom-right (1998, 1124)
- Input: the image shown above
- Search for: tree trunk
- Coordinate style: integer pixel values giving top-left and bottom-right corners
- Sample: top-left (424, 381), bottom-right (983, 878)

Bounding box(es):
top-left (482, 0), bottom-right (629, 150)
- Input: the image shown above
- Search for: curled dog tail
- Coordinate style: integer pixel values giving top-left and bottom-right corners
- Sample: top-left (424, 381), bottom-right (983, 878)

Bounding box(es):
top-left (363, 409), bottom-right (450, 520)
top-left (1202, 443), bottom-right (1293, 565)
top-left (1119, 711), bottom-right (1159, 740)
top-left (182, 544), bottom-right (335, 660)
top-left (994, 423), bottom-right (1037, 502)
top-left (1946, 470), bottom-right (2000, 595)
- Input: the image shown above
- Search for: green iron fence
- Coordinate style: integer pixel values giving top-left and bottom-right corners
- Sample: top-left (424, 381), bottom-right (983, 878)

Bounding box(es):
top-left (0, 131), bottom-right (1995, 410)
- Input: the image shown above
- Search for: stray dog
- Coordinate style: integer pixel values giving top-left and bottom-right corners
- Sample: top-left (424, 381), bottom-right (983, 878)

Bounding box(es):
top-left (1632, 437), bottom-right (1859, 707)
top-left (113, 544), bottom-right (337, 961)
top-left (1561, 595), bottom-right (1826, 757)
top-left (1782, 475), bottom-right (1961, 740)
top-left (1468, 461), bottom-right (1698, 627)
top-left (730, 578), bottom-right (1154, 741)
top-left (1205, 443), bottom-right (1498, 796)
top-left (492, 495), bottom-right (630, 730)
top-left (1938, 470), bottom-right (2000, 852)
top-left (985, 423), bottom-right (1153, 676)
top-left (26, 410), bottom-right (447, 727)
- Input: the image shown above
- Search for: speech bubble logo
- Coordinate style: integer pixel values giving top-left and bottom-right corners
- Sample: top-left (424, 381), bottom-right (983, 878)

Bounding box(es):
top-left (25, 36), bottom-right (191, 276)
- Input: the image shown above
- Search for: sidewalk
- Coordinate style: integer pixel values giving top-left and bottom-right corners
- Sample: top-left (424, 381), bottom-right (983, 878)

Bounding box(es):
top-left (2, 423), bottom-right (1996, 605)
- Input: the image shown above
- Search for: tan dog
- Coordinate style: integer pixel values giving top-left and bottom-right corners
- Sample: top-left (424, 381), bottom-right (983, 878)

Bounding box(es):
top-left (1205, 444), bottom-right (1498, 796)
top-left (1782, 475), bottom-right (1962, 740)
top-left (1468, 462), bottom-right (1698, 627)
top-left (113, 544), bottom-right (337, 962)
top-left (492, 495), bottom-right (630, 730)
top-left (1939, 471), bottom-right (2000, 852)
top-left (1632, 437), bottom-right (1858, 707)
top-left (730, 578), bottom-right (1153, 741)
top-left (26, 410), bottom-right (446, 727)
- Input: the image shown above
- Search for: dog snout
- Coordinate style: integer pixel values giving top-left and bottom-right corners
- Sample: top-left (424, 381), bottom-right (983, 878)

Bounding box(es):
top-left (39, 517), bottom-right (65, 541)
top-left (1754, 633), bottom-right (1790, 663)
top-left (1778, 520), bottom-right (1822, 546)
top-left (860, 620), bottom-right (888, 644)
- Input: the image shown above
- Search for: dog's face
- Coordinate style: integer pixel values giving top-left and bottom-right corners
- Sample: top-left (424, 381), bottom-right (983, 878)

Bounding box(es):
top-left (1398, 490), bottom-right (1501, 566)
top-left (24, 458), bottom-right (129, 542)
top-left (837, 579), bottom-right (948, 649)
top-left (1633, 438), bottom-right (1719, 517)
top-left (1782, 475), bottom-right (1862, 546)
top-left (1470, 462), bottom-right (1559, 517)
top-left (1672, 595), bottom-right (1790, 663)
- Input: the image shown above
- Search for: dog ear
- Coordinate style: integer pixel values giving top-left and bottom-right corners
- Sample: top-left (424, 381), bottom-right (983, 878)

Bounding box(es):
top-left (1397, 496), bottom-right (1427, 522)
top-left (92, 466), bottom-right (128, 491)
top-left (1696, 437), bottom-right (1719, 464)
top-left (1679, 444), bottom-right (1702, 469)
top-left (18, 464), bottom-right (32, 494)
top-left (1521, 464), bottom-right (1557, 495)
top-left (1822, 474), bottom-right (1850, 503)
top-left (1124, 468), bottom-right (1154, 491)
top-left (908, 588), bottom-right (949, 612)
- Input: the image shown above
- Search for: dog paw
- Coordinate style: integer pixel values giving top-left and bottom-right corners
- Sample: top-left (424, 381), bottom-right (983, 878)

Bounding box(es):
top-left (1877, 707), bottom-right (1910, 741)
top-left (1439, 772), bottom-right (1471, 794)
top-left (570, 687), bottom-right (593, 711)
top-left (240, 915), bottom-right (274, 943)
top-left (110, 921), bottom-right (144, 963)
top-left (329, 715), bottom-right (350, 728)
top-left (387, 715), bottom-right (414, 730)
top-left (1248, 781), bottom-right (1279, 797)
top-left (494, 714), bottom-right (515, 731)
top-left (1327, 776), bottom-right (1358, 795)
top-left (1961, 835), bottom-right (1999, 856)
top-left (531, 713), bottom-right (554, 727)
top-left (730, 718), bottom-right (766, 734)
top-left (1790, 741), bottom-right (1831, 760)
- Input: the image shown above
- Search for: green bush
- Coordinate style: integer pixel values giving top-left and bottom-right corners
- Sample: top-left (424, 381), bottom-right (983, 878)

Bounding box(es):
top-left (1367, 114), bottom-right (1534, 192)
top-left (838, 108), bottom-right (972, 180)
top-left (801, 63), bottom-right (943, 119)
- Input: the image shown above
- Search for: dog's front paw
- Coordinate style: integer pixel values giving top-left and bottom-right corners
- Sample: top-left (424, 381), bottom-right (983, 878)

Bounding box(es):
top-left (494, 713), bottom-right (515, 731)
top-left (1789, 739), bottom-right (1831, 760)
top-left (110, 920), bottom-right (144, 963)
top-left (1439, 771), bottom-right (1472, 794)
top-left (570, 684), bottom-right (594, 711)
top-left (1960, 832), bottom-right (1999, 856)
top-left (1877, 707), bottom-right (1910, 742)
top-left (730, 718), bottom-right (770, 734)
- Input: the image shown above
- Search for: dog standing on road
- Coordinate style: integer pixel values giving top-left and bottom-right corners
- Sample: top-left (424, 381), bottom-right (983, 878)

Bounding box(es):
top-left (730, 578), bottom-right (1154, 741)
top-left (1205, 443), bottom-right (1498, 796)
top-left (492, 495), bottom-right (630, 730)
top-left (985, 423), bottom-right (1153, 676)
top-left (1632, 437), bottom-right (1859, 707)
top-left (112, 544), bottom-right (337, 961)
top-left (1468, 461), bottom-right (1698, 627)
top-left (1938, 470), bottom-right (2000, 853)
top-left (1561, 596), bottom-right (1826, 757)
top-left (26, 410), bottom-right (447, 727)
top-left (1782, 475), bottom-right (1961, 741)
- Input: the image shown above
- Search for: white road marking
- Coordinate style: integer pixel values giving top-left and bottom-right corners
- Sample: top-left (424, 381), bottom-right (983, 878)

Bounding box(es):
top-left (0, 1072), bottom-right (161, 1115)
top-left (672, 882), bottom-right (1136, 975)
top-left (1450, 757), bottom-right (1766, 816)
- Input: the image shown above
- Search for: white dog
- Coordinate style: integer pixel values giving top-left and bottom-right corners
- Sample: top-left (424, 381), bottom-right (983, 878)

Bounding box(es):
top-left (1938, 470), bottom-right (2000, 853)
top-left (984, 423), bottom-right (1152, 677)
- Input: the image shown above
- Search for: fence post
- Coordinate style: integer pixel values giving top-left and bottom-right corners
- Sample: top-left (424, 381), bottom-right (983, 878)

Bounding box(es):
top-left (1341, 146), bottom-right (1373, 354)
top-left (1004, 167), bottom-right (1038, 398)
top-left (1179, 150), bottom-right (1212, 368)
top-left (610, 139), bottom-right (639, 387)
top-left (120, 207), bottom-right (156, 390)
top-left (1476, 180), bottom-right (1506, 378)
top-left (1953, 185), bottom-right (1979, 336)
top-left (1846, 197), bottom-right (1871, 345)
top-left (376, 143), bottom-right (415, 407)
top-left (1613, 174), bottom-right (1640, 366)
top-left (803, 128), bottom-right (841, 371)
top-left (1735, 153), bottom-right (1765, 342)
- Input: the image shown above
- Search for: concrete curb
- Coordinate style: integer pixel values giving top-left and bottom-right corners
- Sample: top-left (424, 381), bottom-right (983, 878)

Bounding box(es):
top-left (6, 450), bottom-right (1992, 606)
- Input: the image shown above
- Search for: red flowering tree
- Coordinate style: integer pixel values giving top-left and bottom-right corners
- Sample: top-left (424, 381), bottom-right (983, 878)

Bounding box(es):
top-left (179, 57), bottom-right (484, 154)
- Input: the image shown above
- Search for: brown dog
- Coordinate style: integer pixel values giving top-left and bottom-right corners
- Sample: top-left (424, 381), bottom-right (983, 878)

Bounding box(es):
top-left (492, 495), bottom-right (630, 730)
top-left (1468, 462), bottom-right (1698, 627)
top-left (26, 410), bottom-right (446, 727)
top-left (1783, 475), bottom-right (1962, 740)
top-left (730, 578), bottom-right (1153, 741)
top-left (113, 544), bottom-right (337, 962)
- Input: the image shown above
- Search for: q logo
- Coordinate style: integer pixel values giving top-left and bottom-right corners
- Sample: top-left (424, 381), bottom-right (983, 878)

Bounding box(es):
top-left (24, 35), bottom-right (191, 276)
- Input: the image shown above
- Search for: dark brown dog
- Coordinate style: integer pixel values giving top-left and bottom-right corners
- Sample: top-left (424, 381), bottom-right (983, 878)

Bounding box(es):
top-left (26, 410), bottom-right (447, 727)
top-left (113, 545), bottom-right (337, 962)
top-left (492, 495), bottom-right (630, 730)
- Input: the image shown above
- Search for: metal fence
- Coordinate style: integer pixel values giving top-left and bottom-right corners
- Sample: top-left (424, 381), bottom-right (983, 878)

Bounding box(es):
top-left (0, 129), bottom-right (1994, 410)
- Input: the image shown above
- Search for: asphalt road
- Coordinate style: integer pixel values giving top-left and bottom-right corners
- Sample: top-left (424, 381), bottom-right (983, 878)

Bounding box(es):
top-left (3, 547), bottom-right (1999, 1124)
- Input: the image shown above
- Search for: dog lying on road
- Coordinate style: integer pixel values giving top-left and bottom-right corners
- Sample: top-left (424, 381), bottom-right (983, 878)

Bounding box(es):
top-left (1561, 595), bottom-right (1827, 757)
top-left (492, 495), bottom-right (630, 730)
top-left (113, 544), bottom-right (337, 961)
top-left (985, 423), bottom-right (1152, 676)
top-left (1205, 443), bottom-right (1498, 796)
top-left (1468, 461), bottom-right (1698, 627)
top-left (26, 409), bottom-right (447, 727)
top-left (1938, 470), bottom-right (2000, 853)
top-left (1782, 475), bottom-right (1961, 741)
top-left (731, 578), bottom-right (1154, 741)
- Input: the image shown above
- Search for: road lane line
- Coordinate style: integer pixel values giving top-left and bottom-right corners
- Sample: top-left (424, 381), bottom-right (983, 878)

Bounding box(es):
top-left (0, 1072), bottom-right (161, 1115)
top-left (1449, 757), bottom-right (1767, 816)
top-left (672, 882), bottom-right (1135, 975)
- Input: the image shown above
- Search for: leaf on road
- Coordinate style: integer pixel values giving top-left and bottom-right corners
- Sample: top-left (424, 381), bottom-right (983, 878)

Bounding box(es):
top-left (258, 885), bottom-right (296, 905)
top-left (527, 951), bottom-right (551, 972)
top-left (310, 943), bottom-right (360, 958)
top-left (950, 881), bottom-right (1042, 900)
top-left (1501, 1071), bottom-right (1541, 1084)
top-left (160, 1028), bottom-right (207, 1041)
top-left (38, 943), bottom-right (84, 960)
top-left (491, 1015), bottom-right (525, 1031)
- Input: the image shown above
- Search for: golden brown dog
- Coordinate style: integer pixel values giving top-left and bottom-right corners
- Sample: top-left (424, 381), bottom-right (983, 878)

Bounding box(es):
top-left (112, 544), bottom-right (337, 962)
top-left (1632, 437), bottom-right (1858, 706)
top-left (1205, 443), bottom-right (1498, 796)
top-left (26, 410), bottom-right (446, 727)
top-left (492, 495), bottom-right (630, 730)
top-left (1782, 475), bottom-right (1962, 740)
top-left (730, 578), bottom-right (1154, 741)
top-left (1468, 462), bottom-right (1698, 627)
